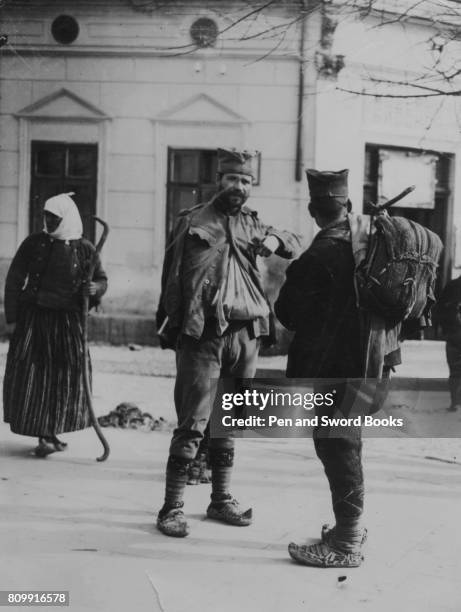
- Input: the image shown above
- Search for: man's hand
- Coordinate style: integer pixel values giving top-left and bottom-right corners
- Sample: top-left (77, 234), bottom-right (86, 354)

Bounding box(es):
top-left (256, 235), bottom-right (280, 257)
top-left (82, 281), bottom-right (97, 297)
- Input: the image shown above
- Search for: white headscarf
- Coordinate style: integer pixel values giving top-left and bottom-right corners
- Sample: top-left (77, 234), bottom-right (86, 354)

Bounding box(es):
top-left (43, 193), bottom-right (83, 241)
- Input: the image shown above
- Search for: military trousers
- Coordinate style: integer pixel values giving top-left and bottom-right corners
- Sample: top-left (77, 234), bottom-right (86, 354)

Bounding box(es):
top-left (313, 431), bottom-right (364, 527)
top-left (313, 382), bottom-right (364, 527)
top-left (170, 321), bottom-right (260, 460)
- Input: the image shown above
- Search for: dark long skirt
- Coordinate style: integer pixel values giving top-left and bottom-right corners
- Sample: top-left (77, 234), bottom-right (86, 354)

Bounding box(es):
top-left (3, 305), bottom-right (91, 437)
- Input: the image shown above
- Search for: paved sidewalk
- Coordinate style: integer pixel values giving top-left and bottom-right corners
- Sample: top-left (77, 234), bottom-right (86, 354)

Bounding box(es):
top-left (84, 338), bottom-right (451, 379)
top-left (0, 339), bottom-right (460, 612)
top-left (0, 339), bottom-right (448, 379)
top-left (1, 423), bottom-right (460, 612)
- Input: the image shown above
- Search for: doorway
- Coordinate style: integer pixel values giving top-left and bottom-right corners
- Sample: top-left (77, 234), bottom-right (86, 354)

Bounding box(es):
top-left (364, 143), bottom-right (453, 293)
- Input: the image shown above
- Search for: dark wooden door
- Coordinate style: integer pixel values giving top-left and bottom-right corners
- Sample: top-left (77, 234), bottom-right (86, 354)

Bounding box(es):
top-left (30, 141), bottom-right (98, 242)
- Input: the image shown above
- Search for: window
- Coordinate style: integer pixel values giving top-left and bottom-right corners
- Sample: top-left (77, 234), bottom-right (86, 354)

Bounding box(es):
top-left (166, 148), bottom-right (217, 236)
top-left (51, 15), bottom-right (79, 45)
top-left (30, 142), bottom-right (98, 242)
top-left (190, 18), bottom-right (218, 48)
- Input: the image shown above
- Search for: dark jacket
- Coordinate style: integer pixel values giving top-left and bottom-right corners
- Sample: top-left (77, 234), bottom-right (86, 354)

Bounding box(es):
top-left (275, 220), bottom-right (363, 378)
top-left (4, 232), bottom-right (107, 324)
top-left (158, 200), bottom-right (301, 342)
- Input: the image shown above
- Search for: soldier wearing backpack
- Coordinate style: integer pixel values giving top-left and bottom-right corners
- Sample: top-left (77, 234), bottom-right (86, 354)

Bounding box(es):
top-left (275, 169), bottom-right (376, 568)
top-left (275, 168), bottom-right (441, 568)
top-left (434, 276), bottom-right (461, 412)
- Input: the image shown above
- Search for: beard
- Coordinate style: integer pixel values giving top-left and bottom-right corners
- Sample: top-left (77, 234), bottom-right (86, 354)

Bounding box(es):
top-left (217, 188), bottom-right (248, 210)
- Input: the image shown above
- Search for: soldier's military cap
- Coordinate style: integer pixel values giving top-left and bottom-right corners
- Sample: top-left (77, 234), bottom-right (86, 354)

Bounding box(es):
top-left (217, 148), bottom-right (257, 179)
top-left (305, 168), bottom-right (349, 199)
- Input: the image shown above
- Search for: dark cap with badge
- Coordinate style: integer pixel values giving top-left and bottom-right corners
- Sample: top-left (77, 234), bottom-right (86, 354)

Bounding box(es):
top-left (217, 148), bottom-right (257, 179)
top-left (305, 168), bottom-right (349, 200)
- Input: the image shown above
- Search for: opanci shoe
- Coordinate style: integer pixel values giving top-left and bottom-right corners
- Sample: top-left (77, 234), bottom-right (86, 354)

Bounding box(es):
top-left (34, 438), bottom-right (57, 458)
top-left (288, 541), bottom-right (363, 568)
top-left (206, 496), bottom-right (252, 526)
top-left (156, 503), bottom-right (189, 538)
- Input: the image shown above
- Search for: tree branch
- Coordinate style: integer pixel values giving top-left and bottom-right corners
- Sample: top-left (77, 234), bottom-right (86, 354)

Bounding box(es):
top-left (337, 86), bottom-right (461, 97)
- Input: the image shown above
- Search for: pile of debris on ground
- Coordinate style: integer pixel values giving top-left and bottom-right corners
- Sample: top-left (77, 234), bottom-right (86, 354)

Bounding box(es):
top-left (98, 402), bottom-right (171, 431)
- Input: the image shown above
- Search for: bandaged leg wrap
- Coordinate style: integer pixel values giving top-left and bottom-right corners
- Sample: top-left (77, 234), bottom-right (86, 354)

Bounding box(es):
top-left (333, 521), bottom-right (364, 553)
top-left (209, 448), bottom-right (234, 502)
top-left (160, 455), bottom-right (191, 515)
top-left (314, 434), bottom-right (365, 552)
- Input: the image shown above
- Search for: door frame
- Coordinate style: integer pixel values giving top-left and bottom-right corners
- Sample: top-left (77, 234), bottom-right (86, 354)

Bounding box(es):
top-left (363, 142), bottom-right (454, 293)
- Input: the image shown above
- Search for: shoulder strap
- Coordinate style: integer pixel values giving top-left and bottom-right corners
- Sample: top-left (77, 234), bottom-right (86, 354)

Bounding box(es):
top-left (347, 213), bottom-right (372, 268)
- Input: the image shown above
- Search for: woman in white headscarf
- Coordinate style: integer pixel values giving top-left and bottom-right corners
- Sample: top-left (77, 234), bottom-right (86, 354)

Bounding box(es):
top-left (3, 193), bottom-right (108, 457)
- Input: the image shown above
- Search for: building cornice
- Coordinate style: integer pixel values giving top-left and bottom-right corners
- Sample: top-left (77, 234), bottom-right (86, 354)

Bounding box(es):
top-left (0, 44), bottom-right (300, 61)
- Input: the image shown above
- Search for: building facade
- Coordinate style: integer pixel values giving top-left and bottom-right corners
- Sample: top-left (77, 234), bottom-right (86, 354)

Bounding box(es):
top-left (1, 0), bottom-right (460, 344)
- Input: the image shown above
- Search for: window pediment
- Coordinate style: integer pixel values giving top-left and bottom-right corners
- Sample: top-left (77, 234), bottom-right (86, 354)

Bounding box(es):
top-left (15, 88), bottom-right (110, 121)
top-left (156, 93), bottom-right (249, 125)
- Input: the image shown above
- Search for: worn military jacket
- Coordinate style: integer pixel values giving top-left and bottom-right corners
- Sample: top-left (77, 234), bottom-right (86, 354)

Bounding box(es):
top-left (4, 232), bottom-right (108, 324)
top-left (275, 219), bottom-right (364, 378)
top-left (159, 200), bottom-right (300, 341)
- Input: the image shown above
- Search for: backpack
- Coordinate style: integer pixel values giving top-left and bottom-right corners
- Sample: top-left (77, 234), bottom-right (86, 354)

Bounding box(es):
top-left (354, 212), bottom-right (443, 324)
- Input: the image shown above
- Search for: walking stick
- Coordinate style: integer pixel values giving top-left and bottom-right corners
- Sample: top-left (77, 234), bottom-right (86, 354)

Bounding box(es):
top-left (83, 216), bottom-right (110, 462)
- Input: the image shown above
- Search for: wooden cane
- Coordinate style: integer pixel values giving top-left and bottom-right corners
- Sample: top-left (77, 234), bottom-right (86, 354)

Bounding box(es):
top-left (82, 216), bottom-right (110, 462)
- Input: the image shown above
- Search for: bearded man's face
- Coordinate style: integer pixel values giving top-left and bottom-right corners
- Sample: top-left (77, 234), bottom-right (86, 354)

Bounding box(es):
top-left (217, 172), bottom-right (253, 208)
